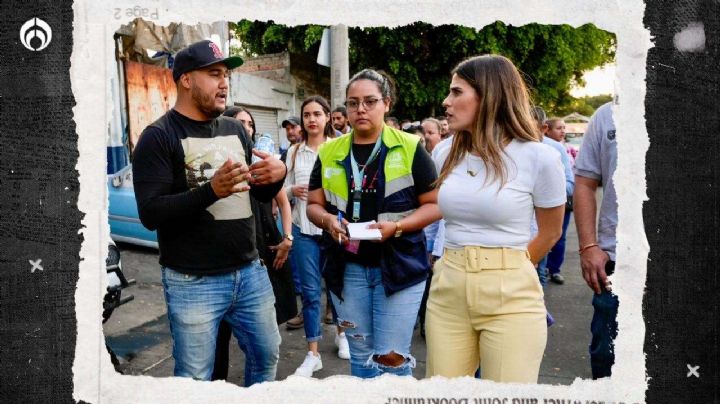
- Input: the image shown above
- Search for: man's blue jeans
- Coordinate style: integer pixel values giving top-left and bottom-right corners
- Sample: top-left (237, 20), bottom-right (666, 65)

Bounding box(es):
top-left (546, 210), bottom-right (572, 275)
top-left (161, 260), bottom-right (280, 385)
top-left (330, 262), bottom-right (425, 378)
top-left (590, 260), bottom-right (618, 379)
top-left (290, 224), bottom-right (323, 342)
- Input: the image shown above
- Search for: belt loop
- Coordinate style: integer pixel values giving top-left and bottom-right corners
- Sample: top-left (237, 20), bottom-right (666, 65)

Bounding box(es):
top-left (501, 248), bottom-right (506, 270)
top-left (466, 246), bottom-right (474, 270)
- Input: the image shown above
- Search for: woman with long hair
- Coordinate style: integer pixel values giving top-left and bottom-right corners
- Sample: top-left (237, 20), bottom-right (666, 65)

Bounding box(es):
top-left (285, 96), bottom-right (348, 377)
top-left (425, 55), bottom-right (566, 383)
top-left (211, 106), bottom-right (297, 381)
top-left (306, 69), bottom-right (440, 378)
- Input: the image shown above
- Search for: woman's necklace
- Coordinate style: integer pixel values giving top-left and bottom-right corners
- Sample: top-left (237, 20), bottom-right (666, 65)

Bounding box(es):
top-left (466, 154), bottom-right (479, 177)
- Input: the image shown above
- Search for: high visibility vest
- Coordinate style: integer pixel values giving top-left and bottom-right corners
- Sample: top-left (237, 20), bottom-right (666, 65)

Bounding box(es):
top-left (318, 125), bottom-right (418, 220)
top-left (317, 125), bottom-right (430, 296)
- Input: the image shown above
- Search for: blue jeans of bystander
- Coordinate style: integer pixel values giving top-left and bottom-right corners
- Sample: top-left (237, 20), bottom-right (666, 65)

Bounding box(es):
top-left (290, 224), bottom-right (324, 342)
top-left (536, 256), bottom-right (548, 287)
top-left (546, 210), bottom-right (572, 275)
top-left (590, 260), bottom-right (618, 379)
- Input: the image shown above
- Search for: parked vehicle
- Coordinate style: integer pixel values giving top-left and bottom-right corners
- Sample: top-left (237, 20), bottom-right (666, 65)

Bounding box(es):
top-left (104, 240), bottom-right (135, 371)
top-left (108, 165), bottom-right (158, 249)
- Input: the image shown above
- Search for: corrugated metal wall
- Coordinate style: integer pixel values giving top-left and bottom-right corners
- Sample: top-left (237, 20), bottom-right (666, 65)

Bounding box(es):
top-left (124, 60), bottom-right (177, 154)
top-left (245, 106), bottom-right (280, 152)
top-left (124, 60), bottom-right (285, 154)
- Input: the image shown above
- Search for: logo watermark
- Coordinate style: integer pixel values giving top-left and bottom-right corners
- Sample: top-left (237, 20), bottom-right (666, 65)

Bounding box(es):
top-left (20, 18), bottom-right (52, 51)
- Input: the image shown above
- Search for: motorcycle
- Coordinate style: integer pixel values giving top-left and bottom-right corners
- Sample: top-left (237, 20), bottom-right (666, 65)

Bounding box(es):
top-left (104, 241), bottom-right (135, 371)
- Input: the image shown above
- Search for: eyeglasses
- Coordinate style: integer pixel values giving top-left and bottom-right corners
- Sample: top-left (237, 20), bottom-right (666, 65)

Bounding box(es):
top-left (344, 97), bottom-right (382, 112)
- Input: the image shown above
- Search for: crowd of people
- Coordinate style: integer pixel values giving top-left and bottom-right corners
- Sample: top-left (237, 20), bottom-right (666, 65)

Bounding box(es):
top-left (132, 39), bottom-right (619, 386)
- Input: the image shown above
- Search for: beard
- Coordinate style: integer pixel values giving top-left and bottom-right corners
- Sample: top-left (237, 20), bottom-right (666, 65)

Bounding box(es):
top-left (191, 84), bottom-right (224, 119)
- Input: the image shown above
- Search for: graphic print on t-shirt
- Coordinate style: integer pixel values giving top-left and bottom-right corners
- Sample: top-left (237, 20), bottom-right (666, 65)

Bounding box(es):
top-left (181, 135), bottom-right (251, 220)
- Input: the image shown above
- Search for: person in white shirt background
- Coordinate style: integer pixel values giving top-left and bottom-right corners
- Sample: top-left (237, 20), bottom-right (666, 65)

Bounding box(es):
top-left (285, 95), bottom-right (349, 378)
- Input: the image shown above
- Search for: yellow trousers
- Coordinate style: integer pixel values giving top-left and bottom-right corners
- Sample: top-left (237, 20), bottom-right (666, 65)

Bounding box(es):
top-left (425, 246), bottom-right (547, 383)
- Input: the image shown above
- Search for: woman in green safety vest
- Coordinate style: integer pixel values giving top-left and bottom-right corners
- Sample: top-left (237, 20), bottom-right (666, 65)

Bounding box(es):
top-left (306, 69), bottom-right (441, 378)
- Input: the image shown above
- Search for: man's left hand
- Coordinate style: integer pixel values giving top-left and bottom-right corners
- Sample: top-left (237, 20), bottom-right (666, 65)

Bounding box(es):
top-left (248, 150), bottom-right (287, 185)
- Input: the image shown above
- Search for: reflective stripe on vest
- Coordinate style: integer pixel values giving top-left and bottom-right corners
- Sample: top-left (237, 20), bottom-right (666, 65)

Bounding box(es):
top-left (385, 174), bottom-right (414, 197)
top-left (318, 125), bottom-right (419, 213)
top-left (323, 189), bottom-right (347, 213)
top-left (378, 209), bottom-right (415, 223)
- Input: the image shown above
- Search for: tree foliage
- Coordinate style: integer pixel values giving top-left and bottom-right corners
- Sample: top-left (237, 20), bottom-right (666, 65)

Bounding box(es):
top-left (231, 20), bottom-right (615, 118)
top-left (553, 94), bottom-right (614, 117)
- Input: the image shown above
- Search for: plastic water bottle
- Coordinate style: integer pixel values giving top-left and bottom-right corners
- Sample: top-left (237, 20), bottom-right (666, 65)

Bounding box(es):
top-left (252, 133), bottom-right (275, 164)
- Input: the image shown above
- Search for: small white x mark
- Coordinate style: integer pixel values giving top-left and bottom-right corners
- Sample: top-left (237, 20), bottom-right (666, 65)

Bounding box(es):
top-left (687, 364), bottom-right (700, 378)
top-left (29, 259), bottom-right (43, 273)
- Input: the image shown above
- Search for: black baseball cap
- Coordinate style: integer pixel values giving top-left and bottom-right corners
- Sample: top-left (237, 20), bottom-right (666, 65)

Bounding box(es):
top-left (172, 40), bottom-right (244, 82)
top-left (282, 116), bottom-right (301, 127)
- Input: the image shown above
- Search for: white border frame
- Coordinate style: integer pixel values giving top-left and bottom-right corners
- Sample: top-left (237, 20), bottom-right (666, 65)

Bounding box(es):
top-left (72, 1), bottom-right (651, 402)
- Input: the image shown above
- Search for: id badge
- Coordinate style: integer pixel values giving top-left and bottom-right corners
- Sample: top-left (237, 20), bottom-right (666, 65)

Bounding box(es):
top-left (352, 200), bottom-right (361, 221)
top-left (352, 190), bottom-right (362, 221)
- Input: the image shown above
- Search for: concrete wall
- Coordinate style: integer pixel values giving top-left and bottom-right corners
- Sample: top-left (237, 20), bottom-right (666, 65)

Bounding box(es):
top-left (235, 52), bottom-right (292, 84)
top-left (235, 51), bottom-right (334, 119)
top-left (229, 72), bottom-right (296, 147)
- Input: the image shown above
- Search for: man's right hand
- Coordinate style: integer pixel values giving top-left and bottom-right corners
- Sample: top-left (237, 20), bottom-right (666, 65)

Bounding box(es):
top-left (580, 246), bottom-right (611, 294)
top-left (291, 184), bottom-right (309, 200)
top-left (211, 158), bottom-right (250, 198)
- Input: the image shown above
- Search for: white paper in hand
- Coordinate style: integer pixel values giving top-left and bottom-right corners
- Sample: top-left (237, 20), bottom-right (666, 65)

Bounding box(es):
top-left (346, 221), bottom-right (383, 241)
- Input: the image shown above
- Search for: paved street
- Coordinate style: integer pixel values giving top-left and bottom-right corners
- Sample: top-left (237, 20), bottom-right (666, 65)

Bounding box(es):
top-left (104, 216), bottom-right (593, 385)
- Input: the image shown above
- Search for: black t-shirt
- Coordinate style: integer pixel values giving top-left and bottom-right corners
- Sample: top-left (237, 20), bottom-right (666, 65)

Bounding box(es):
top-left (132, 109), bottom-right (283, 275)
top-left (308, 141), bottom-right (436, 266)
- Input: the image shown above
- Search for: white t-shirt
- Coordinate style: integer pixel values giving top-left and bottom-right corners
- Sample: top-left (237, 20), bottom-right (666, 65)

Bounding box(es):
top-left (284, 142), bottom-right (323, 235)
top-left (435, 139), bottom-right (566, 249)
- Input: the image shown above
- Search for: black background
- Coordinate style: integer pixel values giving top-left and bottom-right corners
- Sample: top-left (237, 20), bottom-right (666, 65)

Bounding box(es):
top-left (0, 0), bottom-right (718, 402)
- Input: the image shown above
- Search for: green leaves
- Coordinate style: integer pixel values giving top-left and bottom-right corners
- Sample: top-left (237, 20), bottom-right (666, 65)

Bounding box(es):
top-left (303, 25), bottom-right (326, 51)
top-left (231, 20), bottom-right (615, 118)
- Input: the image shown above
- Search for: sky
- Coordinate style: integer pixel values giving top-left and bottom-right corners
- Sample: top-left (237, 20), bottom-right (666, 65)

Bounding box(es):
top-left (570, 64), bottom-right (616, 97)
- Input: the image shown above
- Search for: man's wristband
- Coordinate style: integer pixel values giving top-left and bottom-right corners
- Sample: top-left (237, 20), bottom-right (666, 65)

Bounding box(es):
top-left (578, 243), bottom-right (599, 255)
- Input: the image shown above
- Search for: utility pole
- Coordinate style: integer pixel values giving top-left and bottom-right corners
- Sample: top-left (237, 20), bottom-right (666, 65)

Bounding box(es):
top-left (329, 25), bottom-right (349, 111)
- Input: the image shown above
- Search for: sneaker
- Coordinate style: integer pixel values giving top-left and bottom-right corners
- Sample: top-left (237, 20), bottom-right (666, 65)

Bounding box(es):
top-left (286, 312), bottom-right (304, 330)
top-left (294, 352), bottom-right (322, 377)
top-left (335, 332), bottom-right (350, 360)
top-left (550, 273), bottom-right (565, 285)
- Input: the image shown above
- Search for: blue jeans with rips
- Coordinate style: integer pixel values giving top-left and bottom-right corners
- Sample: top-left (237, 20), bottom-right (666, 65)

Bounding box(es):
top-left (590, 260), bottom-right (618, 379)
top-left (330, 262), bottom-right (425, 378)
top-left (161, 259), bottom-right (280, 385)
top-left (290, 224), bottom-right (324, 342)
top-left (546, 210), bottom-right (572, 275)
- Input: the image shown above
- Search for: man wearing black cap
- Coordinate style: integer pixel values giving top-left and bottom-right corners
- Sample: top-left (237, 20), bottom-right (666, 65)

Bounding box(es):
top-left (132, 39), bottom-right (287, 384)
top-left (281, 116), bottom-right (302, 157)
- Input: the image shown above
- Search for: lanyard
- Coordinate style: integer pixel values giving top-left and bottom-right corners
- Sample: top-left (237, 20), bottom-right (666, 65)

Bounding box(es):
top-left (349, 134), bottom-right (383, 221)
